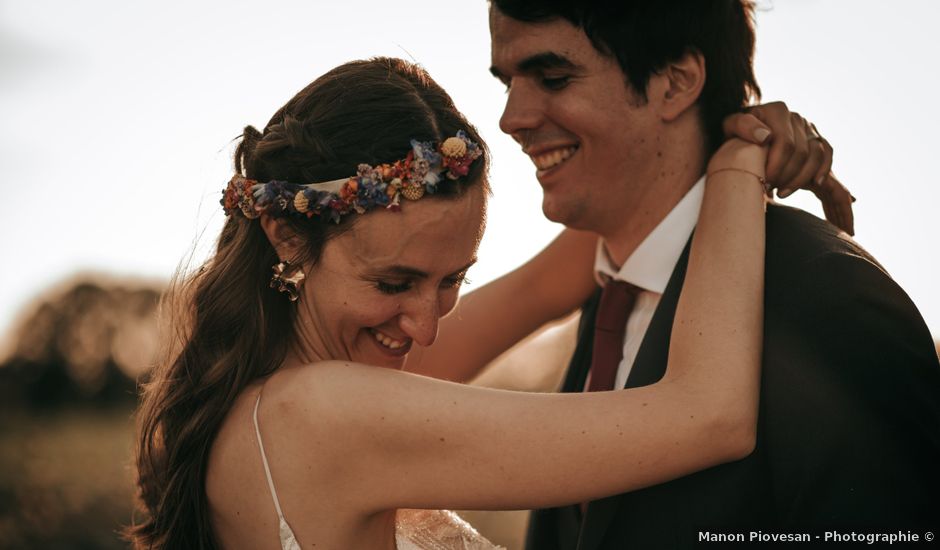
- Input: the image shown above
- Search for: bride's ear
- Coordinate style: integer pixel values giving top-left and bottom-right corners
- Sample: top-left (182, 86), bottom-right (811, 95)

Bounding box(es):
top-left (260, 214), bottom-right (303, 261)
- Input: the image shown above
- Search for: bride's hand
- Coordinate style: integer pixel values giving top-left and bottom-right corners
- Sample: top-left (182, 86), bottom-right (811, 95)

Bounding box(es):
top-left (722, 103), bottom-right (855, 235)
top-left (707, 138), bottom-right (768, 182)
top-left (724, 102), bottom-right (826, 192)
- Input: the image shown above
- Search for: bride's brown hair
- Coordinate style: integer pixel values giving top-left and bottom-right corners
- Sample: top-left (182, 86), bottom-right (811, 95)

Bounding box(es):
top-left (127, 57), bottom-right (488, 549)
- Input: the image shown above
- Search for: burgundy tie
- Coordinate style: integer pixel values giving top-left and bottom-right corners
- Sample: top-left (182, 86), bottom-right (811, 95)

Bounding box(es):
top-left (587, 280), bottom-right (639, 392)
top-left (581, 280), bottom-right (639, 517)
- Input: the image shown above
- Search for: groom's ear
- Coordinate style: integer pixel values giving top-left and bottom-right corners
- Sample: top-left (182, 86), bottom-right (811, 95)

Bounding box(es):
top-left (655, 49), bottom-right (706, 123)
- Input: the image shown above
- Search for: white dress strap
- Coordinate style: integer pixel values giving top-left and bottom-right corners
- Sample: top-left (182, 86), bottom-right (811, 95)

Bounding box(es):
top-left (253, 391), bottom-right (302, 550)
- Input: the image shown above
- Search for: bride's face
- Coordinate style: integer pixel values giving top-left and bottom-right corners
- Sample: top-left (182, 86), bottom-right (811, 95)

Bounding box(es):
top-left (297, 184), bottom-right (487, 369)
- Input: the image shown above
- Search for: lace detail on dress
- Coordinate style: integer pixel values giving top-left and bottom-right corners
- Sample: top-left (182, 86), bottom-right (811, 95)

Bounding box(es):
top-left (276, 517), bottom-right (301, 550)
top-left (395, 509), bottom-right (505, 550)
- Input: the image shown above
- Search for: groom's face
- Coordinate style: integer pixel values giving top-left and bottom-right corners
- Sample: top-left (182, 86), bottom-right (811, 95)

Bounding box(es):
top-left (489, 8), bottom-right (664, 232)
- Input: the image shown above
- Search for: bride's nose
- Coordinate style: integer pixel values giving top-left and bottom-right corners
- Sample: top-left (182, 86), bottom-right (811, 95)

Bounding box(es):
top-left (399, 291), bottom-right (441, 347)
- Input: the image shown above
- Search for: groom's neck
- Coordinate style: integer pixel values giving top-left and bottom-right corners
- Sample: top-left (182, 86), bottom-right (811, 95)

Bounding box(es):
top-left (600, 139), bottom-right (707, 267)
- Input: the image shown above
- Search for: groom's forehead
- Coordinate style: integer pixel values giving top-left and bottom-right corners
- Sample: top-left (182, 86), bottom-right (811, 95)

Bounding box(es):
top-left (488, 7), bottom-right (586, 47)
top-left (488, 10), bottom-right (607, 74)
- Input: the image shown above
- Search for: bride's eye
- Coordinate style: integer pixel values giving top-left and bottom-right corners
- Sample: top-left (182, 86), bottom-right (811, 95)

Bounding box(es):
top-left (441, 275), bottom-right (470, 290)
top-left (376, 281), bottom-right (412, 295)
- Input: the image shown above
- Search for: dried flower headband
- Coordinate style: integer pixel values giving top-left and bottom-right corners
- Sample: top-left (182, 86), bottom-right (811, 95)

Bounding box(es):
top-left (221, 131), bottom-right (483, 224)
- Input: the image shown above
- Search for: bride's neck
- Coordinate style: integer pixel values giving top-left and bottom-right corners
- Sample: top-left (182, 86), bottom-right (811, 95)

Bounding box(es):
top-left (281, 306), bottom-right (335, 369)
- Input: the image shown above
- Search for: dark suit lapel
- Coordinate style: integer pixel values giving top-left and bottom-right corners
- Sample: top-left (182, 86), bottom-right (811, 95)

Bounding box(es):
top-left (578, 237), bottom-right (693, 550)
top-left (562, 287), bottom-right (602, 393)
top-left (624, 236), bottom-right (692, 389)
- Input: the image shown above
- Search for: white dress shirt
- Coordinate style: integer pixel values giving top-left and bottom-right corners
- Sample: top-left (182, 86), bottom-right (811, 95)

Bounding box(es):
top-left (592, 176), bottom-right (705, 389)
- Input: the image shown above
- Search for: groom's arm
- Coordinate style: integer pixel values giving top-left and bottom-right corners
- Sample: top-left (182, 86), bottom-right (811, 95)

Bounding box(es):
top-left (763, 250), bottom-right (940, 527)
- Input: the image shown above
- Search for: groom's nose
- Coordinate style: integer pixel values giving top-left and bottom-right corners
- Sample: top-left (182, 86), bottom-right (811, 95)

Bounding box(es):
top-left (499, 80), bottom-right (543, 142)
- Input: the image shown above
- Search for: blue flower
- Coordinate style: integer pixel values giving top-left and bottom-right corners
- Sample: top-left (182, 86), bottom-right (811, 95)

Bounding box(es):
top-left (411, 139), bottom-right (442, 168)
top-left (356, 180), bottom-right (390, 208)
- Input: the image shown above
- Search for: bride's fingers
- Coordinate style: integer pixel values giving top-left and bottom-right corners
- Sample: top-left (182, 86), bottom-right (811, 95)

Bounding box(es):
top-left (722, 112), bottom-right (773, 144)
top-left (782, 131), bottom-right (825, 198)
top-left (818, 188), bottom-right (836, 230)
top-left (776, 115), bottom-right (831, 198)
top-left (810, 123), bottom-right (834, 187)
top-left (832, 174), bottom-right (855, 236)
top-left (815, 172), bottom-right (855, 235)
top-left (811, 184), bottom-right (836, 231)
top-left (772, 113), bottom-right (810, 196)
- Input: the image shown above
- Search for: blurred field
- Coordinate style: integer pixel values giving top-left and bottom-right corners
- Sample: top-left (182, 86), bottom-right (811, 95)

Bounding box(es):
top-left (0, 405), bottom-right (136, 550)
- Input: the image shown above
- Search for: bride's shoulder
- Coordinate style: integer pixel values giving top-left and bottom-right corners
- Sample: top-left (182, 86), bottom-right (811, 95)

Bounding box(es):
top-left (269, 360), bottom-right (402, 402)
top-left (260, 361), bottom-right (405, 434)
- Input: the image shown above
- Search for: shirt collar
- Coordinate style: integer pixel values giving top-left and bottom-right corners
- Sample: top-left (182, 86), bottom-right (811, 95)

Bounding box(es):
top-left (594, 175), bottom-right (705, 293)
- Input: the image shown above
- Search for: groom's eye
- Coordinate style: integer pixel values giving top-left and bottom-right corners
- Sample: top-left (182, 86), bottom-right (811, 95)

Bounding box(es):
top-left (541, 75), bottom-right (571, 91)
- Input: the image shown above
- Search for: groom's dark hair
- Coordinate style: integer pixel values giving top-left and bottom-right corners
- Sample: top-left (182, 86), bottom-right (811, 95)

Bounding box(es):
top-left (490, 0), bottom-right (762, 151)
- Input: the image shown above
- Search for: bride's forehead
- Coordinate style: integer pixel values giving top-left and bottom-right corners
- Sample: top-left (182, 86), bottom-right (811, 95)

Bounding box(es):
top-left (335, 193), bottom-right (485, 266)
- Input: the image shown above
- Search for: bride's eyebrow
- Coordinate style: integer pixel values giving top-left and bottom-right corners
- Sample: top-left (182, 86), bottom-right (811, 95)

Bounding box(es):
top-left (371, 259), bottom-right (478, 279)
top-left (448, 259), bottom-right (478, 277)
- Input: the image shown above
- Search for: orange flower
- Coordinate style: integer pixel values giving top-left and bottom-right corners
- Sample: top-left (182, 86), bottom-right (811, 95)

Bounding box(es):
top-left (340, 178), bottom-right (359, 202)
top-left (378, 164), bottom-right (395, 181)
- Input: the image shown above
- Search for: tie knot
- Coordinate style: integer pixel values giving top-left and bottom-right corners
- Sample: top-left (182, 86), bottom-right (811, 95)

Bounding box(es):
top-left (605, 279), bottom-right (639, 298)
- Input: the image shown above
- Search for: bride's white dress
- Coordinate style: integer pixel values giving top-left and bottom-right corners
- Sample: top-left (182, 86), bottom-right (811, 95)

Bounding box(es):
top-left (253, 393), bottom-right (504, 550)
top-left (394, 509), bottom-right (504, 550)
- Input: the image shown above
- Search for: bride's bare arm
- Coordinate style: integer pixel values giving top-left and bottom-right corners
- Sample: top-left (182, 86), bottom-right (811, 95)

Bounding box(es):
top-left (268, 140), bottom-right (766, 512)
top-left (405, 228), bottom-right (598, 382)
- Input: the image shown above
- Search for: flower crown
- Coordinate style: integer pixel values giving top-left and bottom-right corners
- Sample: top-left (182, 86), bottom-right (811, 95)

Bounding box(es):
top-left (222, 131), bottom-right (483, 224)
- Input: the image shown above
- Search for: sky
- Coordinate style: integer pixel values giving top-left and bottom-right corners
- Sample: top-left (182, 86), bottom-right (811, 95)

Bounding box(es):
top-left (1, 0), bottom-right (938, 350)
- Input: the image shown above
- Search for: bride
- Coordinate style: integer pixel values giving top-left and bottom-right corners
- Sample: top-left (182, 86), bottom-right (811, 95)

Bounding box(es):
top-left (128, 57), bottom-right (841, 549)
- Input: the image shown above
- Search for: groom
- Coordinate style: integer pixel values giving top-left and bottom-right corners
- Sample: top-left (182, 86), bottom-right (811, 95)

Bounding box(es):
top-left (487, 1), bottom-right (940, 548)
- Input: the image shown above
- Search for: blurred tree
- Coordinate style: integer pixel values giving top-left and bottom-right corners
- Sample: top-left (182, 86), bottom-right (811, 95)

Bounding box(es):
top-left (0, 277), bottom-right (162, 410)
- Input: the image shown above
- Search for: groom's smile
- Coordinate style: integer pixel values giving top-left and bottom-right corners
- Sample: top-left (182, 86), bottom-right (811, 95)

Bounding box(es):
top-left (527, 143), bottom-right (579, 178)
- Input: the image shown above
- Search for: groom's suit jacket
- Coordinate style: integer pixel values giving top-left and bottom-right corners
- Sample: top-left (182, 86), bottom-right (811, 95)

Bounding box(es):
top-left (526, 204), bottom-right (940, 550)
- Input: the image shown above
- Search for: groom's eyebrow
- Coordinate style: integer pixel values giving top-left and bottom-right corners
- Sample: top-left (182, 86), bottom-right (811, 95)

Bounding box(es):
top-left (489, 51), bottom-right (578, 81)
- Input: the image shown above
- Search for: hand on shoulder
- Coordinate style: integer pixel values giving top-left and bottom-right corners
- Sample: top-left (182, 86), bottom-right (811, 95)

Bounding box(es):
top-left (708, 138), bottom-right (768, 176)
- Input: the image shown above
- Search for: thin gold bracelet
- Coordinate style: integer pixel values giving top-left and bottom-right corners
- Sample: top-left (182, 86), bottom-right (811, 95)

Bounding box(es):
top-left (706, 167), bottom-right (770, 193)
